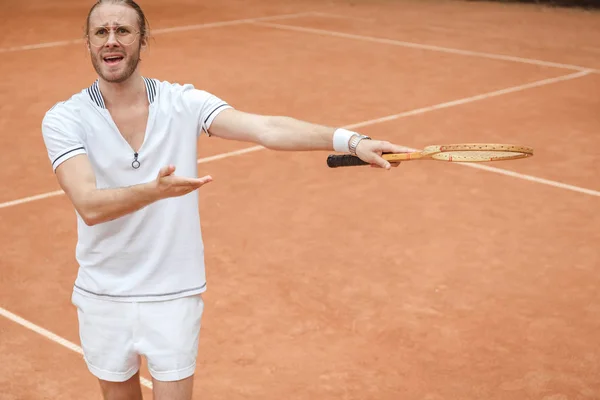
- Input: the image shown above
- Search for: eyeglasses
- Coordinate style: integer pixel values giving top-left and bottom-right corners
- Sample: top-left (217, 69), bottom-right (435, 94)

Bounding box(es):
top-left (88, 25), bottom-right (140, 47)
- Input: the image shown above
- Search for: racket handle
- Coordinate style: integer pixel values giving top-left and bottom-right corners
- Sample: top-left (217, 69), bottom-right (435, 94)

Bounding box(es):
top-left (327, 154), bottom-right (369, 168)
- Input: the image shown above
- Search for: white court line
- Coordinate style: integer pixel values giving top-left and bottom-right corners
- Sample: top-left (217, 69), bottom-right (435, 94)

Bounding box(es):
top-left (343, 70), bottom-right (593, 130)
top-left (353, 145), bottom-right (598, 198)
top-left (0, 11), bottom-right (598, 74)
top-left (342, 70), bottom-right (600, 198)
top-left (0, 39), bottom-right (84, 52)
top-left (0, 69), bottom-right (596, 212)
top-left (196, 145), bottom-right (264, 164)
top-left (0, 148), bottom-right (267, 210)
top-left (309, 11), bottom-right (375, 22)
top-left (254, 21), bottom-right (600, 73)
top-left (0, 12), bottom-right (312, 53)
top-left (0, 190), bottom-right (65, 210)
top-left (150, 12), bottom-right (313, 34)
top-left (460, 163), bottom-right (600, 197)
top-left (0, 306), bottom-right (154, 389)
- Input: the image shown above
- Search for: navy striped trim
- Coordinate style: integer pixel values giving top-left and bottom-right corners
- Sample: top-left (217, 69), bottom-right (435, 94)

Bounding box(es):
top-left (73, 282), bottom-right (207, 298)
top-left (87, 77), bottom-right (157, 109)
top-left (204, 103), bottom-right (229, 124)
top-left (143, 77), bottom-right (157, 104)
top-left (86, 80), bottom-right (105, 108)
top-left (52, 146), bottom-right (85, 168)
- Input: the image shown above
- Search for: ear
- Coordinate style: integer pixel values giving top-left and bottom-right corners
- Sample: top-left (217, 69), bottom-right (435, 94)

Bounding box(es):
top-left (140, 35), bottom-right (148, 50)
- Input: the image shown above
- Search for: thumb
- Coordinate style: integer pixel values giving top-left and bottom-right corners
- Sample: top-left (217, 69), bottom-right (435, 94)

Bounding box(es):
top-left (372, 154), bottom-right (391, 170)
top-left (158, 164), bottom-right (176, 178)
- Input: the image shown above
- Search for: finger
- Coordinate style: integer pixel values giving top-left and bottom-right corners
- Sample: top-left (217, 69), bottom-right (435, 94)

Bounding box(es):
top-left (370, 152), bottom-right (392, 169)
top-left (369, 163), bottom-right (390, 168)
top-left (371, 161), bottom-right (400, 169)
top-left (197, 175), bottom-right (213, 185)
top-left (184, 175), bottom-right (213, 187)
top-left (159, 164), bottom-right (176, 177)
top-left (379, 142), bottom-right (413, 154)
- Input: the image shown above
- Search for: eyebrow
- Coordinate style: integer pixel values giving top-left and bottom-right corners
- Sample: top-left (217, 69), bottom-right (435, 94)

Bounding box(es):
top-left (95, 22), bottom-right (127, 26)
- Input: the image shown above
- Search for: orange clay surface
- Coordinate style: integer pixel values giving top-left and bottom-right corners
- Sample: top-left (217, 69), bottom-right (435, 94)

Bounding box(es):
top-left (1, 1), bottom-right (599, 399)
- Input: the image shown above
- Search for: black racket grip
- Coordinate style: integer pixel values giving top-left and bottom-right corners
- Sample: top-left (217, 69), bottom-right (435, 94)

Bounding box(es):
top-left (327, 154), bottom-right (369, 168)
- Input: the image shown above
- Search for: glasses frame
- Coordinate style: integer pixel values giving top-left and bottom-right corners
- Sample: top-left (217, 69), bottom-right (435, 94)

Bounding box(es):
top-left (87, 24), bottom-right (141, 47)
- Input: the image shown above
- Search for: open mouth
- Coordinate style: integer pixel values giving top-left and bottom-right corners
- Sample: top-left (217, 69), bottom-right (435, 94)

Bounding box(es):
top-left (103, 55), bottom-right (124, 66)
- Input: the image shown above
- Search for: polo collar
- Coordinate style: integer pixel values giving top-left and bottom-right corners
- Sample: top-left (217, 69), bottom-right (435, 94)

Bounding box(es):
top-left (87, 77), bottom-right (156, 109)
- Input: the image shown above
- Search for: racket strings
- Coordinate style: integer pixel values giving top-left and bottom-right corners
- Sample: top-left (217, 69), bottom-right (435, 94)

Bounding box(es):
top-left (431, 150), bottom-right (531, 162)
top-left (439, 144), bottom-right (530, 152)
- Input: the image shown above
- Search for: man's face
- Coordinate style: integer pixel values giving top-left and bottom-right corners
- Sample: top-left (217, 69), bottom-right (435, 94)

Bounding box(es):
top-left (87, 4), bottom-right (145, 83)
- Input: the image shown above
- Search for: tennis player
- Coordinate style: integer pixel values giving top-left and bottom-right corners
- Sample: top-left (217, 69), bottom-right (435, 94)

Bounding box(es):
top-left (41, 1), bottom-right (406, 399)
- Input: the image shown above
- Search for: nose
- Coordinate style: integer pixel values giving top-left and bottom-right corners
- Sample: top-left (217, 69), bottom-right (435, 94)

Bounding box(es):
top-left (104, 30), bottom-right (121, 47)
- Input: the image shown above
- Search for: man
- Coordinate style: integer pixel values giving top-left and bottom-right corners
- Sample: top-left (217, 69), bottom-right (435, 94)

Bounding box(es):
top-left (41, 1), bottom-right (406, 399)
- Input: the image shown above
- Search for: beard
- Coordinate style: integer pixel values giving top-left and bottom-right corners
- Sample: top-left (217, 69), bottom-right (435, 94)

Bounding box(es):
top-left (91, 44), bottom-right (141, 83)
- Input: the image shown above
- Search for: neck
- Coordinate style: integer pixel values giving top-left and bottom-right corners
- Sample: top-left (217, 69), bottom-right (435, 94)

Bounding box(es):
top-left (98, 71), bottom-right (146, 108)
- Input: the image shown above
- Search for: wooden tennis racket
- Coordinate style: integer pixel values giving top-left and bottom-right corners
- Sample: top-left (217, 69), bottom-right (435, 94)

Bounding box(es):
top-left (327, 143), bottom-right (534, 168)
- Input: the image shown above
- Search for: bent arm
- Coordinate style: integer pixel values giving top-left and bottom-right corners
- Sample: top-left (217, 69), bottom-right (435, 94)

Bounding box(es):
top-left (55, 155), bottom-right (159, 226)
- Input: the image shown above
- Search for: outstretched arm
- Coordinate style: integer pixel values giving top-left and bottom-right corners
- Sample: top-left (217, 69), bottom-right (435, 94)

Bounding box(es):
top-left (207, 109), bottom-right (406, 169)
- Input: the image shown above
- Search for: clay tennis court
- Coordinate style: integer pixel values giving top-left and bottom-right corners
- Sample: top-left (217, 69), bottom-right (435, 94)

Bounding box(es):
top-left (1, 0), bottom-right (599, 399)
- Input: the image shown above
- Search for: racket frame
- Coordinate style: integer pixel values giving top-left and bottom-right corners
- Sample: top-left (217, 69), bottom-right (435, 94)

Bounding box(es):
top-left (381, 143), bottom-right (534, 162)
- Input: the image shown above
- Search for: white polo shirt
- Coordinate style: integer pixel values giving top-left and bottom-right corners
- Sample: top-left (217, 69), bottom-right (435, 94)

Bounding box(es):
top-left (41, 77), bottom-right (232, 302)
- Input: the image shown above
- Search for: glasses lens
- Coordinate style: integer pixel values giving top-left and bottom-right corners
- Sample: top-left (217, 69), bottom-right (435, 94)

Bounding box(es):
top-left (115, 25), bottom-right (136, 45)
top-left (89, 25), bottom-right (137, 46)
top-left (89, 26), bottom-right (109, 46)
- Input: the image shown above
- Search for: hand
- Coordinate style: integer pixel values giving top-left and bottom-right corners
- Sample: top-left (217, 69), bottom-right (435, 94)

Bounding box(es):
top-left (355, 139), bottom-right (410, 170)
top-left (154, 165), bottom-right (213, 199)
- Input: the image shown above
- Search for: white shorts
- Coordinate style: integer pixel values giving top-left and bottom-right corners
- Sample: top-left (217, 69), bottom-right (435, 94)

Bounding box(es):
top-left (71, 290), bottom-right (204, 382)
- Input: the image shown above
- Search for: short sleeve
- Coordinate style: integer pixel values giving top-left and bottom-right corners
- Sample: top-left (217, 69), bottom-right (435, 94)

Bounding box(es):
top-left (179, 85), bottom-right (233, 136)
top-left (41, 103), bottom-right (87, 172)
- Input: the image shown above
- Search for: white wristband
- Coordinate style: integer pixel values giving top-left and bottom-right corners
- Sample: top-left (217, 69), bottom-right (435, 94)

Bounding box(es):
top-left (333, 128), bottom-right (357, 153)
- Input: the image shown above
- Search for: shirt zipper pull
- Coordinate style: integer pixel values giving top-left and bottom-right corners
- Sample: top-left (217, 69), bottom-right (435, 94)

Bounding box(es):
top-left (132, 152), bottom-right (141, 169)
